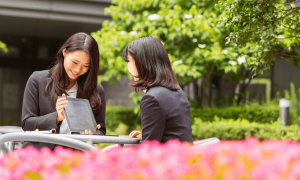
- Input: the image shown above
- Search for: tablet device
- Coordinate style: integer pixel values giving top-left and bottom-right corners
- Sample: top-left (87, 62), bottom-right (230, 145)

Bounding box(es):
top-left (59, 96), bottom-right (100, 135)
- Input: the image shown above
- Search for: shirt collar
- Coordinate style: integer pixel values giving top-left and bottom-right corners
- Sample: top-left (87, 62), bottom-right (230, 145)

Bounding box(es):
top-left (67, 81), bottom-right (78, 93)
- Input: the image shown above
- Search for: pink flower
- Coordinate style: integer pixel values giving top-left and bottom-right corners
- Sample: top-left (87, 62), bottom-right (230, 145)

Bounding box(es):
top-left (2, 137), bottom-right (300, 179)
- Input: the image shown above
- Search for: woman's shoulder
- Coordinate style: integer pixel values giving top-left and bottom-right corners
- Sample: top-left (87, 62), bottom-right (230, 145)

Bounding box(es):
top-left (29, 70), bottom-right (50, 80)
top-left (142, 86), bottom-right (186, 103)
top-left (27, 70), bottom-right (50, 85)
top-left (146, 86), bottom-right (180, 96)
top-left (141, 86), bottom-right (170, 102)
top-left (96, 82), bottom-right (104, 90)
top-left (96, 82), bottom-right (105, 94)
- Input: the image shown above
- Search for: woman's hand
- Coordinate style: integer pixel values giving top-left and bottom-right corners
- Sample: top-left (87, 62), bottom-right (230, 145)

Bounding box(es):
top-left (56, 93), bottom-right (68, 124)
top-left (80, 124), bottom-right (101, 134)
top-left (129, 131), bottom-right (142, 139)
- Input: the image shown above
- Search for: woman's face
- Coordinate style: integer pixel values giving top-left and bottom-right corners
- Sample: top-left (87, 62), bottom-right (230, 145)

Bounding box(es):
top-left (63, 50), bottom-right (90, 81)
top-left (127, 54), bottom-right (139, 81)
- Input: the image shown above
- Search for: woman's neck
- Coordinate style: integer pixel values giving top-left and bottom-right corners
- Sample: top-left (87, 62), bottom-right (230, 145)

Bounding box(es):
top-left (66, 79), bottom-right (76, 91)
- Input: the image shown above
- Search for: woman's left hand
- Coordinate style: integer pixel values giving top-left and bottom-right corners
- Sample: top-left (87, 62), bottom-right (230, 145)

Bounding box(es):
top-left (129, 131), bottom-right (142, 139)
top-left (80, 124), bottom-right (101, 134)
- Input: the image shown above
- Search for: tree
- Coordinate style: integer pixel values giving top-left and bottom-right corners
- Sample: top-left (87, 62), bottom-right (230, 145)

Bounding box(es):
top-left (218, 0), bottom-right (300, 75)
top-left (92, 0), bottom-right (248, 107)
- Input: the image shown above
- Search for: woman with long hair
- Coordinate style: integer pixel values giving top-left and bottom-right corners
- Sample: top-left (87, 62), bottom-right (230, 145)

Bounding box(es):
top-left (22, 32), bottom-right (106, 149)
top-left (123, 36), bottom-right (193, 143)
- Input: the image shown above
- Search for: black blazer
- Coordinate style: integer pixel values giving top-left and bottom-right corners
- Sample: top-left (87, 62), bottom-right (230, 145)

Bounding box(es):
top-left (140, 86), bottom-right (193, 143)
top-left (21, 70), bottom-right (106, 149)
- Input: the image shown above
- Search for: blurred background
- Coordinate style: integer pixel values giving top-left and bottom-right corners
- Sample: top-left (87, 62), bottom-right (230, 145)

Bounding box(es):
top-left (0, 0), bottom-right (300, 140)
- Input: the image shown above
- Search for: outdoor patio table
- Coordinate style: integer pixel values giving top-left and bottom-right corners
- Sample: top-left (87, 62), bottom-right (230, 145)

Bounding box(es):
top-left (58, 134), bottom-right (141, 145)
top-left (0, 126), bottom-right (141, 145)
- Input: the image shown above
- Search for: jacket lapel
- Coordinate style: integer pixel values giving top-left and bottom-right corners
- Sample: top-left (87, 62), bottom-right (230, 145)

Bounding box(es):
top-left (45, 77), bottom-right (56, 112)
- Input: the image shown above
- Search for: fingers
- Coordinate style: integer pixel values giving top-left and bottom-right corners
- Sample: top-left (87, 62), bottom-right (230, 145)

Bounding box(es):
top-left (131, 132), bottom-right (138, 137)
top-left (84, 130), bottom-right (92, 134)
top-left (57, 100), bottom-right (68, 106)
top-left (129, 131), bottom-right (141, 138)
top-left (56, 94), bottom-right (68, 112)
top-left (57, 108), bottom-right (64, 114)
top-left (57, 104), bottom-right (67, 109)
top-left (56, 105), bottom-right (67, 112)
top-left (57, 94), bottom-right (67, 103)
top-left (79, 125), bottom-right (101, 134)
top-left (56, 99), bottom-right (68, 108)
top-left (80, 130), bottom-right (93, 134)
top-left (57, 93), bottom-right (67, 101)
top-left (57, 97), bottom-right (66, 101)
top-left (129, 131), bottom-right (136, 137)
top-left (56, 100), bottom-right (67, 110)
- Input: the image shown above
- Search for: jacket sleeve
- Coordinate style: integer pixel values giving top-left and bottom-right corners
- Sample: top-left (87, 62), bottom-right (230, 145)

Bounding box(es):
top-left (94, 83), bottom-right (106, 135)
top-left (21, 72), bottom-right (58, 131)
top-left (140, 94), bottom-right (166, 142)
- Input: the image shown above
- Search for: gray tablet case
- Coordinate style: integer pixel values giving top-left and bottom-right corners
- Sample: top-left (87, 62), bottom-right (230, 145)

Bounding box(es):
top-left (61, 97), bottom-right (100, 135)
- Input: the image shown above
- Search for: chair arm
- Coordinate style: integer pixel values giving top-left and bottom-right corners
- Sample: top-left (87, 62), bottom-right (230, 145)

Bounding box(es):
top-left (191, 137), bottom-right (220, 148)
top-left (0, 132), bottom-right (96, 153)
top-left (193, 137), bottom-right (220, 145)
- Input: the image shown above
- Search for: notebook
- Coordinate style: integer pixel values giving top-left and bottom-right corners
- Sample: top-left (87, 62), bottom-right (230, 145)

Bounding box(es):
top-left (59, 96), bottom-right (100, 135)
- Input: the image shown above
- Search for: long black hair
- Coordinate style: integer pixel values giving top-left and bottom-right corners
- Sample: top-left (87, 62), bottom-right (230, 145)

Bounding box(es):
top-left (122, 35), bottom-right (179, 92)
top-left (45, 32), bottom-right (102, 113)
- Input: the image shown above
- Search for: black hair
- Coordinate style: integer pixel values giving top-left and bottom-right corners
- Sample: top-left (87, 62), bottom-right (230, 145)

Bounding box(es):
top-left (45, 32), bottom-right (102, 113)
top-left (122, 35), bottom-right (179, 92)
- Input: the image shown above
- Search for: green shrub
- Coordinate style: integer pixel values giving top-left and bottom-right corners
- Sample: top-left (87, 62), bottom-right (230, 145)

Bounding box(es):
top-left (192, 116), bottom-right (300, 141)
top-left (106, 106), bottom-right (300, 141)
top-left (190, 105), bottom-right (280, 124)
top-left (105, 106), bottom-right (140, 135)
top-left (106, 104), bottom-right (281, 135)
top-left (284, 82), bottom-right (300, 125)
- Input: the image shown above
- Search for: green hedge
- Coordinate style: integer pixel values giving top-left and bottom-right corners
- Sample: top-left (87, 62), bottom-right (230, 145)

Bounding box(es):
top-left (190, 105), bottom-right (280, 124)
top-left (192, 117), bottom-right (300, 141)
top-left (105, 105), bottom-right (300, 141)
top-left (106, 106), bottom-right (140, 134)
top-left (106, 104), bottom-right (281, 134)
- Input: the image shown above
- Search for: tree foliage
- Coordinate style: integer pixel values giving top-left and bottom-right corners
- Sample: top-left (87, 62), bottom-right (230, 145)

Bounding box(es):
top-left (92, 0), bottom-right (250, 106)
top-left (0, 41), bottom-right (7, 53)
top-left (218, 0), bottom-right (300, 75)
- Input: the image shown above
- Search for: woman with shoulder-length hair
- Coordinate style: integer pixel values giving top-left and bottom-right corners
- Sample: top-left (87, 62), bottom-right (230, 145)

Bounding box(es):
top-left (22, 32), bottom-right (106, 149)
top-left (124, 35), bottom-right (193, 143)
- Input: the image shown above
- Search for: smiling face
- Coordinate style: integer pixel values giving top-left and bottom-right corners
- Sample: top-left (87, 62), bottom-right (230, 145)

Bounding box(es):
top-left (63, 49), bottom-right (90, 82)
top-left (127, 54), bottom-right (139, 81)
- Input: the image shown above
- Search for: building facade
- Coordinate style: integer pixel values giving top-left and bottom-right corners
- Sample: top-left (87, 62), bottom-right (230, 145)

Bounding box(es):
top-left (0, 0), bottom-right (133, 125)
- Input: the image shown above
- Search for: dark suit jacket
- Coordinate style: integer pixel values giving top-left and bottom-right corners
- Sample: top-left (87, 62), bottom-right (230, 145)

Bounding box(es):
top-left (21, 70), bottom-right (106, 149)
top-left (140, 86), bottom-right (193, 143)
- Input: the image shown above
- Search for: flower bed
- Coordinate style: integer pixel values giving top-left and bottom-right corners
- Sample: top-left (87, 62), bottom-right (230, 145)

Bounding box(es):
top-left (1, 138), bottom-right (300, 179)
